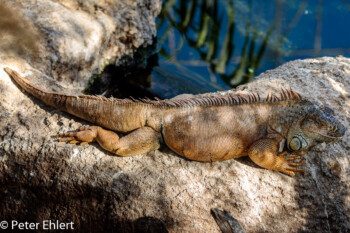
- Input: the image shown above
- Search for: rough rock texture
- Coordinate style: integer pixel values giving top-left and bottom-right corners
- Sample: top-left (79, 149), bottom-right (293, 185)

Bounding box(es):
top-left (0, 0), bottom-right (161, 88)
top-left (1, 57), bottom-right (349, 232)
top-left (0, 2), bottom-right (349, 233)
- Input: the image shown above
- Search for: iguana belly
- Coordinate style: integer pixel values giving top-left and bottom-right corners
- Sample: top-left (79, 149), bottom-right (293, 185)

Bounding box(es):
top-left (161, 109), bottom-right (264, 162)
top-left (163, 132), bottom-right (248, 162)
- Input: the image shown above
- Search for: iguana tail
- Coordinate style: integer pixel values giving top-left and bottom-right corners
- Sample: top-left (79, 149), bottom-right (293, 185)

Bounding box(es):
top-left (4, 67), bottom-right (69, 109)
top-left (3, 67), bottom-right (151, 132)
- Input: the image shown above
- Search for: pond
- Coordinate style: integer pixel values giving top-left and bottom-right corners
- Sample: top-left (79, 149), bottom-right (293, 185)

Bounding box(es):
top-left (87, 0), bottom-right (350, 99)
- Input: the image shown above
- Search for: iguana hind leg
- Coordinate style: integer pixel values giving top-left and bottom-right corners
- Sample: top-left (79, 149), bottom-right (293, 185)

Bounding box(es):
top-left (248, 138), bottom-right (306, 176)
top-left (56, 126), bottom-right (161, 156)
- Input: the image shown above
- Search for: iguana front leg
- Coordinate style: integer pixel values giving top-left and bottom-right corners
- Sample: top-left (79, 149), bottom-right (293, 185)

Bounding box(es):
top-left (56, 126), bottom-right (161, 156)
top-left (248, 138), bottom-right (306, 176)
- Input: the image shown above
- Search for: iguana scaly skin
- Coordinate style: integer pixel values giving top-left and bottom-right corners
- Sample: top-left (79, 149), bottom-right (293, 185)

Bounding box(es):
top-left (4, 68), bottom-right (345, 176)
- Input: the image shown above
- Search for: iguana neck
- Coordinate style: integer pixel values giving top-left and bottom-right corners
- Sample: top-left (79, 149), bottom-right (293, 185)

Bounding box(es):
top-left (267, 100), bottom-right (314, 137)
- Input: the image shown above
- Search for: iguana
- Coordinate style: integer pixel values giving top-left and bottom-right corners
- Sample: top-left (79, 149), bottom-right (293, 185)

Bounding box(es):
top-left (4, 67), bottom-right (345, 176)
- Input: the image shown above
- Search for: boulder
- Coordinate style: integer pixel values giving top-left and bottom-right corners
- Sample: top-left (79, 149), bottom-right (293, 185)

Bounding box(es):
top-left (0, 0), bottom-right (161, 88)
top-left (0, 1), bottom-right (349, 232)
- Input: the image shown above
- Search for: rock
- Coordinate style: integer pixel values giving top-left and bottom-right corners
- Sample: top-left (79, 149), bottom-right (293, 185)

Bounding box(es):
top-left (0, 0), bottom-right (161, 88)
top-left (0, 2), bottom-right (349, 233)
top-left (1, 56), bottom-right (349, 232)
top-left (211, 208), bottom-right (246, 233)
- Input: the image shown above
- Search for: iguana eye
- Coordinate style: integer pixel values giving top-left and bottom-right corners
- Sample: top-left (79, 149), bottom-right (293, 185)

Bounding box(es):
top-left (289, 137), bottom-right (301, 151)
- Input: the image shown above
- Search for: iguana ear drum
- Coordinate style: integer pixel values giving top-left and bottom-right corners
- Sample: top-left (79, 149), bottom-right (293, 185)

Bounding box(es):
top-left (289, 135), bottom-right (308, 151)
top-left (289, 137), bottom-right (301, 151)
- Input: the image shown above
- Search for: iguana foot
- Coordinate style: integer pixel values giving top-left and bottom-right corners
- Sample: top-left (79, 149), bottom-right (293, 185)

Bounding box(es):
top-left (248, 138), bottom-right (306, 176)
top-left (55, 126), bottom-right (99, 145)
top-left (275, 152), bottom-right (306, 176)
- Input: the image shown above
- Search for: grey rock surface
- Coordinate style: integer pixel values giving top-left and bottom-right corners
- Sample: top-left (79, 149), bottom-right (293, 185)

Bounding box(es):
top-left (1, 57), bottom-right (349, 232)
top-left (0, 0), bottom-right (161, 88)
top-left (0, 1), bottom-right (349, 233)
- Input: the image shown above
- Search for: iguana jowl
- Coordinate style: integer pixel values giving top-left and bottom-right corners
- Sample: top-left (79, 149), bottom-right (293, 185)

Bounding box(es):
top-left (4, 68), bottom-right (345, 176)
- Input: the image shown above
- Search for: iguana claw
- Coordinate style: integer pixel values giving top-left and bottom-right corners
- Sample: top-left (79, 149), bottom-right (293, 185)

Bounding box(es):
top-left (55, 126), bottom-right (98, 144)
top-left (278, 152), bottom-right (306, 176)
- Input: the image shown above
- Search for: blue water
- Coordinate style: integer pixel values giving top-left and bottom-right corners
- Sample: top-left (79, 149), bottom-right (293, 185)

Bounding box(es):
top-left (156, 0), bottom-right (350, 90)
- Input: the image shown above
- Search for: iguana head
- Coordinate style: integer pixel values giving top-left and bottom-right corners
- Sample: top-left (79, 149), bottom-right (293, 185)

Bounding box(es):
top-left (287, 104), bottom-right (345, 152)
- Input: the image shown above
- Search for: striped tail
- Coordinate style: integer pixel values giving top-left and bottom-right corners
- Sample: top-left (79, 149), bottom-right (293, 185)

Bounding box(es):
top-left (4, 67), bottom-right (149, 132)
